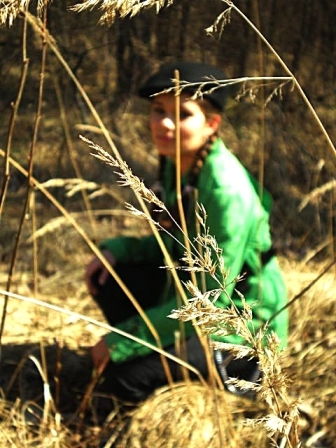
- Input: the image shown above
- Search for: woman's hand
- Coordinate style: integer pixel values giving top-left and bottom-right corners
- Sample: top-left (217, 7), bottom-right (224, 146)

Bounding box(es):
top-left (85, 249), bottom-right (116, 296)
top-left (91, 337), bottom-right (110, 370)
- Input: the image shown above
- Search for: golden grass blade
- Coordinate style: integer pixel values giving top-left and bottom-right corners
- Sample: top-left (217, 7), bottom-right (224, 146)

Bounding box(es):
top-left (223, 0), bottom-right (336, 159)
top-left (0, 288), bottom-right (207, 385)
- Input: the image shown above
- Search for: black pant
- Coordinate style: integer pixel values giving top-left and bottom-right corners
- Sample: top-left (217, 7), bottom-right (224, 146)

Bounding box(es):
top-left (91, 264), bottom-right (258, 404)
top-left (92, 264), bottom-right (167, 325)
top-left (91, 264), bottom-right (208, 403)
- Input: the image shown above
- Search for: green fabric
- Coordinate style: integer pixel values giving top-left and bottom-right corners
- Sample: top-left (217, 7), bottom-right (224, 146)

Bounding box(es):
top-left (102, 139), bottom-right (288, 363)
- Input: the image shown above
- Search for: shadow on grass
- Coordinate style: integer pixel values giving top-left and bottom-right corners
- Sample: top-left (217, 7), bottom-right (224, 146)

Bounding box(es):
top-left (0, 343), bottom-right (93, 415)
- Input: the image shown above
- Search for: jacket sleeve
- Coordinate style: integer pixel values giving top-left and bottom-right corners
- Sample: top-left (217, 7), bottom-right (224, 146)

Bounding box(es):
top-left (99, 233), bottom-right (194, 363)
top-left (104, 298), bottom-right (194, 363)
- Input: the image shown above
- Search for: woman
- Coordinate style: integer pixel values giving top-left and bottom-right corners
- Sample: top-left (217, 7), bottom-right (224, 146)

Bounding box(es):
top-left (85, 62), bottom-right (288, 403)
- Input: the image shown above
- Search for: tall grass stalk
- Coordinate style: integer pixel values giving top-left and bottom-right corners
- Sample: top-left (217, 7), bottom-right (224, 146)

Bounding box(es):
top-left (51, 71), bottom-right (98, 240)
top-left (1, 9), bottom-right (189, 386)
top-left (0, 287), bottom-right (206, 385)
top-left (84, 136), bottom-right (304, 445)
top-left (222, 0), bottom-right (336, 159)
top-left (0, 148), bottom-right (176, 385)
top-left (22, 13), bottom-right (195, 356)
top-left (0, 1), bottom-right (334, 446)
top-left (0, 6), bottom-right (48, 346)
top-left (172, 70), bottom-right (198, 287)
top-left (0, 38), bottom-right (29, 215)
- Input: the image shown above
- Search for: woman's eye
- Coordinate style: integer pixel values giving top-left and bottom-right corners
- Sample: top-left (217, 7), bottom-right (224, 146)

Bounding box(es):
top-left (180, 111), bottom-right (191, 119)
top-left (151, 106), bottom-right (165, 115)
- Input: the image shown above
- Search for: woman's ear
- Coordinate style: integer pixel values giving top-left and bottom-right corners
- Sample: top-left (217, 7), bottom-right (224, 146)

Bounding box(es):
top-left (207, 114), bottom-right (221, 135)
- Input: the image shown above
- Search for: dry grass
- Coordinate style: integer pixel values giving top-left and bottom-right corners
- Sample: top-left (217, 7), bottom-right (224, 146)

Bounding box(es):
top-left (2, 129), bottom-right (334, 446)
top-left (118, 382), bottom-right (268, 448)
top-left (0, 84), bottom-right (334, 448)
top-left (1, 244), bottom-right (335, 448)
top-left (0, 1), bottom-right (335, 447)
top-left (0, 132), bottom-right (335, 447)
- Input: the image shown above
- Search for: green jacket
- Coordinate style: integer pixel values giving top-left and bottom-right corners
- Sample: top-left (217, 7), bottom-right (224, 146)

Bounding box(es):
top-left (101, 139), bottom-right (288, 363)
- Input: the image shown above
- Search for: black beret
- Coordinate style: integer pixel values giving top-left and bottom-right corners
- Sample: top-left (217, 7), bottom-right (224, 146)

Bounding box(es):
top-left (138, 61), bottom-right (228, 111)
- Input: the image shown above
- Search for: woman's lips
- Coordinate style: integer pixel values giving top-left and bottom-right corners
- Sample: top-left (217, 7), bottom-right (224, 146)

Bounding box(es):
top-left (155, 135), bottom-right (174, 142)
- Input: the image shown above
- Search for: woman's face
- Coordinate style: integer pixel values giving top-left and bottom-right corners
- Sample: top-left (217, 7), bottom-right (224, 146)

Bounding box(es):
top-left (149, 93), bottom-right (220, 171)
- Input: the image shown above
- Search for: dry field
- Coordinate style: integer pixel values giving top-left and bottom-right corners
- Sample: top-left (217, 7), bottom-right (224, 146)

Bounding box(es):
top-left (0, 211), bottom-right (335, 447)
top-left (0, 82), bottom-right (335, 447)
top-left (0, 3), bottom-right (335, 445)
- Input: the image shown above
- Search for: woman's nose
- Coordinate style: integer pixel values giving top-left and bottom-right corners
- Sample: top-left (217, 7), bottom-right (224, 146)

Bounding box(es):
top-left (161, 115), bottom-right (175, 129)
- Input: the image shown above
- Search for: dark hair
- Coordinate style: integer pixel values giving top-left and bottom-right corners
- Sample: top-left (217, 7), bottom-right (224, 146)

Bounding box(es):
top-left (139, 61), bottom-right (228, 111)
